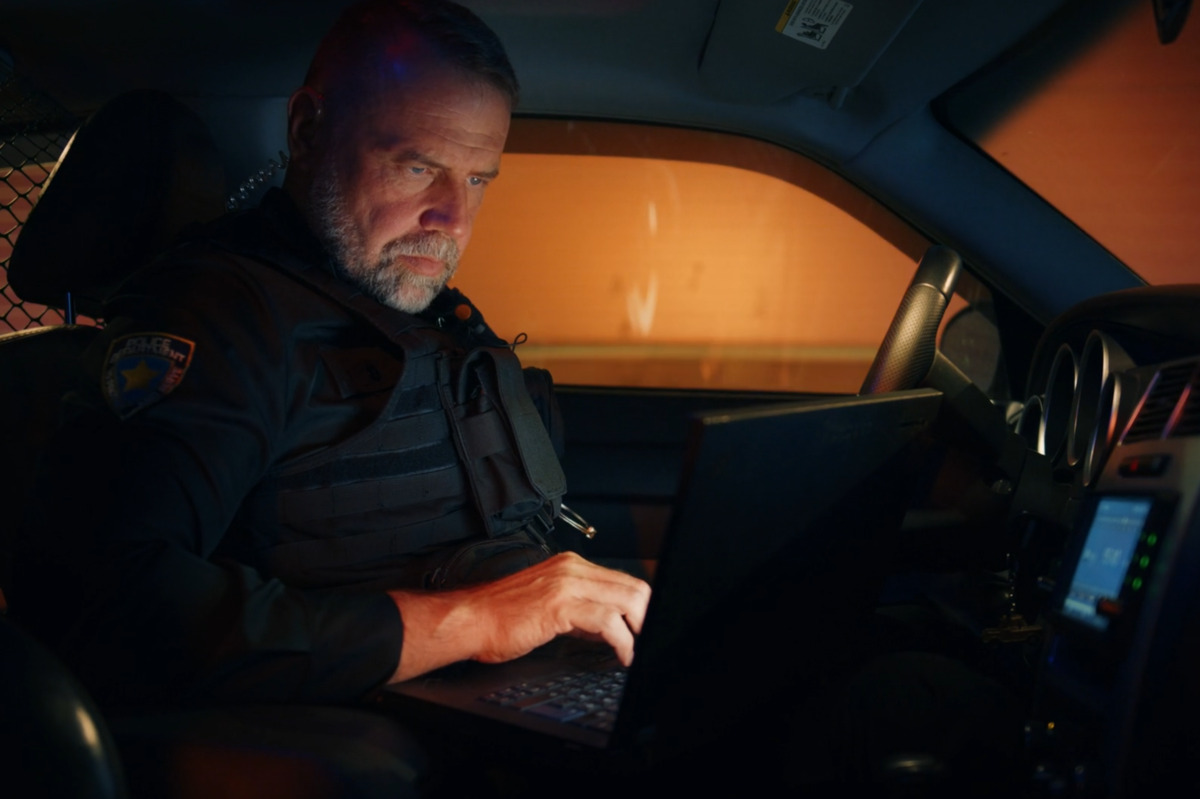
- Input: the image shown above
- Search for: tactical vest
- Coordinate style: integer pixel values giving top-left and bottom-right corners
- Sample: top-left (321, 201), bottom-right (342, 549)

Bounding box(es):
top-left (212, 205), bottom-right (567, 591)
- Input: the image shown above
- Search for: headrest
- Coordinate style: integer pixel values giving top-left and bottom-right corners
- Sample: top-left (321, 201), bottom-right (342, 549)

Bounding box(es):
top-left (8, 90), bottom-right (226, 317)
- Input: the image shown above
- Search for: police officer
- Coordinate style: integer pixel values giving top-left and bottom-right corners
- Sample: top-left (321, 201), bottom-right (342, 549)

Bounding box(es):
top-left (14, 0), bottom-right (649, 715)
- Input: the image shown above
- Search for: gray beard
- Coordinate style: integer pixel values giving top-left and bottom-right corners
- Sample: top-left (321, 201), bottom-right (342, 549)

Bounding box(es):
top-left (309, 168), bottom-right (459, 314)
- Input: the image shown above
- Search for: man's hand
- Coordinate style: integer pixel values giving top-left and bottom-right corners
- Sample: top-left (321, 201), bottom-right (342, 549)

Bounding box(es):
top-left (387, 553), bottom-right (651, 683)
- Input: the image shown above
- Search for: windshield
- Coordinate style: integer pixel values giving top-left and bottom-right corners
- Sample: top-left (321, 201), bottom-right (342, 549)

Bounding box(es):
top-left (946, 2), bottom-right (1199, 286)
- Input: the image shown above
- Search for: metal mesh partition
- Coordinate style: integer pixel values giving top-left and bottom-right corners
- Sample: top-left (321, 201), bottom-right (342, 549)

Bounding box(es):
top-left (0, 59), bottom-right (80, 333)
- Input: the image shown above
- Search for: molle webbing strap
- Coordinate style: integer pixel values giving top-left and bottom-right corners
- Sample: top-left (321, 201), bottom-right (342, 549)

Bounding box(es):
top-left (472, 347), bottom-right (566, 505)
top-left (266, 506), bottom-right (487, 578)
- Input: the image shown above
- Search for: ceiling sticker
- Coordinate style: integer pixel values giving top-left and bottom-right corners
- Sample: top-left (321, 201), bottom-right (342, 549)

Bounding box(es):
top-left (775, 0), bottom-right (853, 50)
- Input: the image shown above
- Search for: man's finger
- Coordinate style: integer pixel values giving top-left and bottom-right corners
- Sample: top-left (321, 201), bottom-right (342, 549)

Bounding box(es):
top-left (550, 554), bottom-right (652, 635)
top-left (565, 600), bottom-right (638, 667)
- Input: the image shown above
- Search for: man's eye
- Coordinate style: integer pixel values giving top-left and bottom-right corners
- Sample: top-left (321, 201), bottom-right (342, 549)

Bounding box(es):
top-left (468, 176), bottom-right (487, 187)
top-left (408, 166), bottom-right (428, 176)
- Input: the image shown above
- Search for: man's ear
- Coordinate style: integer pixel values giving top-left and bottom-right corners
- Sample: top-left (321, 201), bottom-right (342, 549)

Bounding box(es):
top-left (286, 87), bottom-right (325, 170)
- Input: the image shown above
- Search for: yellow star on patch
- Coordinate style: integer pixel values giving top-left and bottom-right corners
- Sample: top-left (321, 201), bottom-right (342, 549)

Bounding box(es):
top-left (120, 359), bottom-right (161, 392)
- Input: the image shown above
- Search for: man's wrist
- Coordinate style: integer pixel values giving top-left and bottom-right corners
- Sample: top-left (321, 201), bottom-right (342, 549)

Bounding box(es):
top-left (386, 587), bottom-right (484, 683)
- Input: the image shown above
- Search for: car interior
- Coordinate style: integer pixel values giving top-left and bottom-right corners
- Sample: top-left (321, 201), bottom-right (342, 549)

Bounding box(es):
top-left (1, 0), bottom-right (1198, 796)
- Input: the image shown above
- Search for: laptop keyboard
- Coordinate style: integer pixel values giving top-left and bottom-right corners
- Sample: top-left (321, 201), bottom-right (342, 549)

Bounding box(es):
top-left (480, 667), bottom-right (627, 732)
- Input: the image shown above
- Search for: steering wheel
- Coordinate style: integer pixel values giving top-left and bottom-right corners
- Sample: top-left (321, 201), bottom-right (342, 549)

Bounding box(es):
top-left (862, 244), bottom-right (1013, 467)
top-left (860, 245), bottom-right (963, 394)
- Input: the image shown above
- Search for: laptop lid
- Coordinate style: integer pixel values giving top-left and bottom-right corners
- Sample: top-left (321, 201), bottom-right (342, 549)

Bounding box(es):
top-left (614, 388), bottom-right (943, 750)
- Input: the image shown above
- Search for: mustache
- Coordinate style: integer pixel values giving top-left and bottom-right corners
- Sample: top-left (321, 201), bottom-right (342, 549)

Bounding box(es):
top-left (380, 232), bottom-right (460, 265)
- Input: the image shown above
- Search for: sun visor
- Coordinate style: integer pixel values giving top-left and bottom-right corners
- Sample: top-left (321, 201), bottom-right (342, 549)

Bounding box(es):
top-left (699, 0), bottom-right (925, 105)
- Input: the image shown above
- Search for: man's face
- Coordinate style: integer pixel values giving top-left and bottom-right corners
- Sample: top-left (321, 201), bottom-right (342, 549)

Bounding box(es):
top-left (310, 64), bottom-right (511, 313)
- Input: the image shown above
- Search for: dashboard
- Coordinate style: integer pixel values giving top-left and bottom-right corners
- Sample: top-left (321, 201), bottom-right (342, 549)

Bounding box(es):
top-left (1022, 286), bottom-right (1200, 482)
top-left (1014, 285), bottom-right (1200, 796)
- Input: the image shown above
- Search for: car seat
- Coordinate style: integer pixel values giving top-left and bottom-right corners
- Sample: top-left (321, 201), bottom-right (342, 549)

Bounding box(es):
top-left (1, 87), bottom-right (225, 799)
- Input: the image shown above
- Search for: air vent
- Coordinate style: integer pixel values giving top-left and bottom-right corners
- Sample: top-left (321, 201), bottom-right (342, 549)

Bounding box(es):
top-left (1169, 368), bottom-right (1200, 439)
top-left (1123, 362), bottom-right (1197, 443)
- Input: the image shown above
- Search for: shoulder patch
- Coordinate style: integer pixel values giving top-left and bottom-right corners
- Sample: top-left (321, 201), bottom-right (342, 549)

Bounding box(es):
top-left (103, 332), bottom-right (196, 419)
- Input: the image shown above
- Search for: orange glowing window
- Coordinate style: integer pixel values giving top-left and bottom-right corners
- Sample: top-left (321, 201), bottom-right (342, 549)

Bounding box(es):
top-left (960, 5), bottom-right (1200, 285)
top-left (452, 120), bottom-right (930, 393)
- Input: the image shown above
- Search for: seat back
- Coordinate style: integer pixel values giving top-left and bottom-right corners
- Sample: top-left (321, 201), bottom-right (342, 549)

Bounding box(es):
top-left (8, 90), bottom-right (226, 318)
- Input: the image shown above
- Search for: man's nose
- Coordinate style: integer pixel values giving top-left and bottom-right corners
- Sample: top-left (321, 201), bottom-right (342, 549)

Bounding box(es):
top-left (419, 178), bottom-right (469, 239)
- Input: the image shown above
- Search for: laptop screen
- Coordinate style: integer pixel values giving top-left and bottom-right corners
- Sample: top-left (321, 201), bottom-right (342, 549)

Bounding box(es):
top-left (622, 387), bottom-right (944, 738)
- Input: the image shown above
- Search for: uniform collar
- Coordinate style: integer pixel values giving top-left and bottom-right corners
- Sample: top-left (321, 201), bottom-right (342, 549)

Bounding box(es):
top-left (259, 187), bottom-right (332, 274)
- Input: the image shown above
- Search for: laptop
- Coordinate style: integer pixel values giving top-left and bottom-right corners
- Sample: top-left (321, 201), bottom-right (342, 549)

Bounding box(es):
top-left (379, 387), bottom-right (943, 760)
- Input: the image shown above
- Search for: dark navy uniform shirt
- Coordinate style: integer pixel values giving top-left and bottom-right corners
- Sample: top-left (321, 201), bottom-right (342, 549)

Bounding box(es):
top-left (12, 190), bottom-right (555, 710)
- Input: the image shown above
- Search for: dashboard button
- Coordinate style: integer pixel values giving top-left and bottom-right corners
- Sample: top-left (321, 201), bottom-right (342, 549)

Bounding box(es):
top-left (1118, 454), bottom-right (1170, 477)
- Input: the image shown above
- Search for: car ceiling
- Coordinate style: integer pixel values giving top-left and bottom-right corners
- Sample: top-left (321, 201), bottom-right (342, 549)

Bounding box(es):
top-left (2, 0), bottom-right (1144, 321)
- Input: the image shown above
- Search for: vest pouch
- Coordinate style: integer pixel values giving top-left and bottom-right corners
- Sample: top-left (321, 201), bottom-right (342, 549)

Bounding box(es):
top-left (422, 524), bottom-right (556, 590)
top-left (440, 348), bottom-right (566, 538)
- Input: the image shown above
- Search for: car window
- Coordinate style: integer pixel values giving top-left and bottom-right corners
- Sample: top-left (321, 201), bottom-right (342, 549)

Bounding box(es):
top-left (945, 4), bottom-right (1200, 286)
top-left (453, 119), bottom-right (931, 393)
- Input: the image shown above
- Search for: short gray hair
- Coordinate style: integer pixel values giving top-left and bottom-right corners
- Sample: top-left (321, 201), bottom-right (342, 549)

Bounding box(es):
top-left (305, 0), bottom-right (519, 107)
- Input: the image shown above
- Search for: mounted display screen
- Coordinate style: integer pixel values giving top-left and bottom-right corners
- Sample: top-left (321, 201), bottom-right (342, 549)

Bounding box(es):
top-left (1061, 496), bottom-right (1154, 630)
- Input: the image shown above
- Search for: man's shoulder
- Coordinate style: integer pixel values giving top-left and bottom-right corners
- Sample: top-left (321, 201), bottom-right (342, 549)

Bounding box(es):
top-left (119, 235), bottom-right (297, 316)
top-left (201, 191), bottom-right (319, 267)
top-left (119, 198), bottom-right (332, 316)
